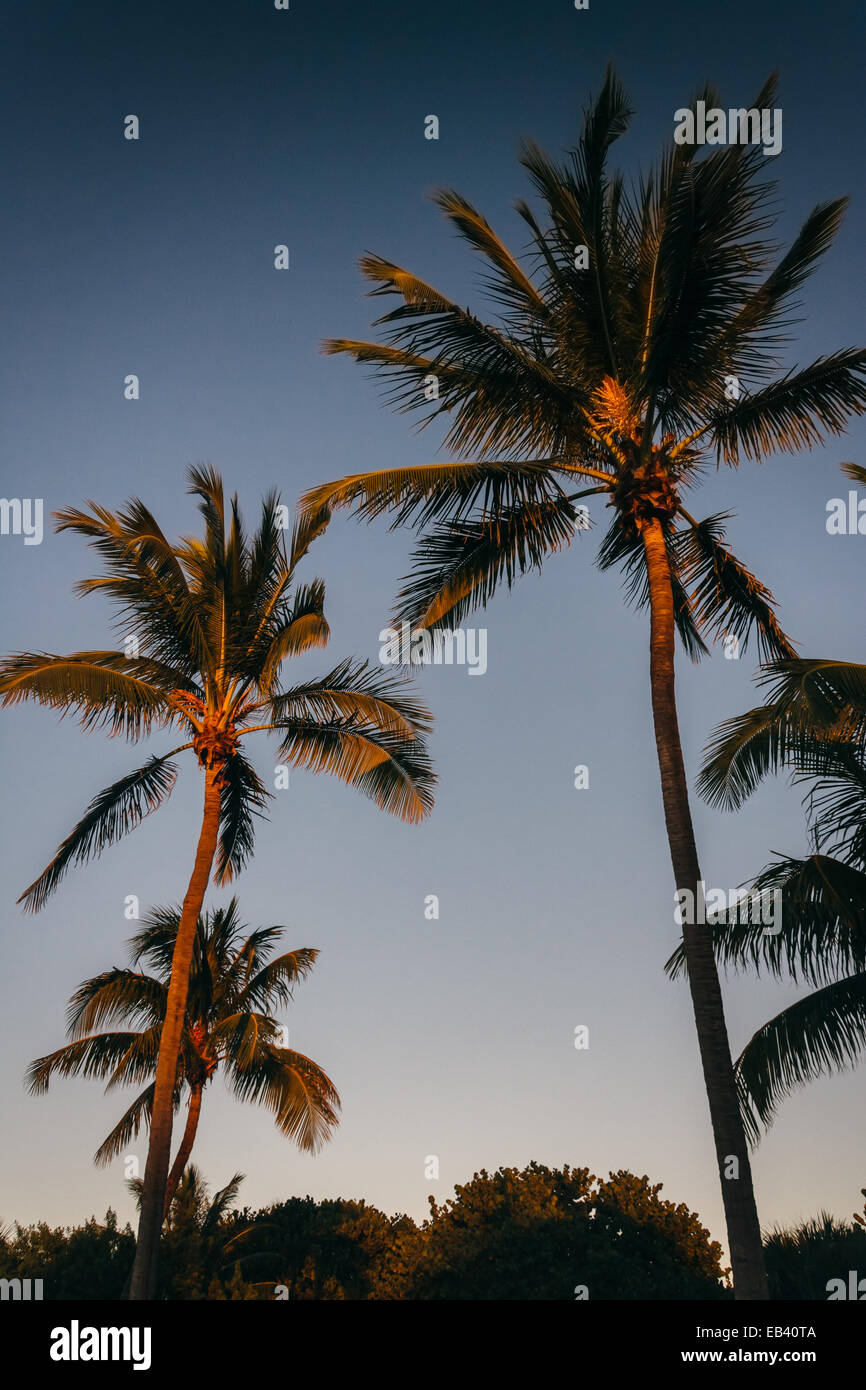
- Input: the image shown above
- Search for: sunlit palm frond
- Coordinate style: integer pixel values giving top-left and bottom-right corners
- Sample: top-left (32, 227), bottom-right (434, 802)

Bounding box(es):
top-left (299, 459), bottom-right (569, 536)
top-left (65, 969), bottom-right (168, 1039)
top-left (0, 651), bottom-right (174, 738)
top-left (268, 658), bottom-right (433, 740)
top-left (270, 716), bottom-right (435, 824)
top-left (230, 1046), bottom-right (340, 1153)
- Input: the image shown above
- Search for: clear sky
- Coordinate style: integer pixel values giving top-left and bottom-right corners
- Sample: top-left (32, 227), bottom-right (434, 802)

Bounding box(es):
top-left (1, 0), bottom-right (864, 1260)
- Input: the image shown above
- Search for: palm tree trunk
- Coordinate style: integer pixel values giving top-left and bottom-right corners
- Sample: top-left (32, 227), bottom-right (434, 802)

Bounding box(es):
top-left (127, 766), bottom-right (222, 1300)
top-left (163, 1082), bottom-right (204, 1219)
top-left (642, 517), bottom-right (768, 1300)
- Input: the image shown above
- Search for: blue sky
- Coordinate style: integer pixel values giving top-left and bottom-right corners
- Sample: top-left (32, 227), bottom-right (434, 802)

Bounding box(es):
top-left (1, 0), bottom-right (864, 1258)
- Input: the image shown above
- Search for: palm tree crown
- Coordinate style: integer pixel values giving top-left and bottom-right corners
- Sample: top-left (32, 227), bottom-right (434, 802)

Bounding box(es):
top-left (0, 465), bottom-right (435, 913)
top-left (300, 68), bottom-right (864, 654)
top-left (28, 898), bottom-right (339, 1174)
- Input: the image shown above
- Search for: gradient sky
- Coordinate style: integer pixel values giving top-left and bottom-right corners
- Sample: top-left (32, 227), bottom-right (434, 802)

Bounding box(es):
top-left (1, 0), bottom-right (864, 1261)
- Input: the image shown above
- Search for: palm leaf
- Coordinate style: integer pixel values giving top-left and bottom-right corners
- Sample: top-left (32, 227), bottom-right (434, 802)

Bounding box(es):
top-left (230, 1046), bottom-right (340, 1153)
top-left (268, 717), bottom-right (435, 824)
top-left (66, 969), bottom-right (168, 1038)
top-left (394, 495), bottom-right (579, 629)
top-left (665, 853), bottom-right (866, 986)
top-left (214, 746), bottom-right (272, 887)
top-left (55, 500), bottom-right (210, 677)
top-left (673, 512), bottom-right (797, 660)
top-left (18, 749), bottom-right (187, 912)
top-left (94, 1084), bottom-right (157, 1166)
top-left (736, 973), bottom-right (866, 1137)
top-left (431, 187), bottom-right (549, 323)
top-left (699, 660), bottom-right (866, 809)
top-left (26, 1032), bottom-right (144, 1093)
top-left (268, 658), bottom-right (433, 739)
top-left (0, 651), bottom-right (174, 738)
top-left (299, 459), bottom-right (570, 535)
top-left (710, 348), bottom-right (866, 465)
top-left (236, 949), bottom-right (320, 1012)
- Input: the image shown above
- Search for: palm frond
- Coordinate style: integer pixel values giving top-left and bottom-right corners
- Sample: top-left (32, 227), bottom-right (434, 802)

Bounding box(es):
top-left (94, 1084), bottom-right (157, 1166)
top-left (55, 500), bottom-right (210, 677)
top-left (665, 853), bottom-right (866, 985)
top-left (299, 459), bottom-right (570, 536)
top-left (0, 651), bottom-right (174, 738)
top-left (230, 1046), bottom-right (340, 1153)
top-left (201, 1173), bottom-right (246, 1236)
top-left (673, 512), bottom-right (797, 660)
top-left (714, 199), bottom-right (849, 373)
top-left (710, 348), bottom-right (866, 465)
top-left (736, 973), bottom-right (866, 1136)
top-left (236, 949), bottom-right (320, 1012)
top-left (18, 749), bottom-right (186, 912)
top-left (268, 716), bottom-right (435, 824)
top-left (393, 495), bottom-right (579, 628)
top-left (66, 969), bottom-right (168, 1039)
top-left (431, 187), bottom-right (549, 323)
top-left (699, 660), bottom-right (866, 809)
top-left (253, 579), bottom-right (330, 693)
top-left (26, 1033), bottom-right (144, 1093)
top-left (268, 658), bottom-right (433, 739)
top-left (214, 746), bottom-right (272, 887)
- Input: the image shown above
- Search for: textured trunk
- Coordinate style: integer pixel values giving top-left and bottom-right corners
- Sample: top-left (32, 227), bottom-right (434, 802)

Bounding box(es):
top-left (127, 766), bottom-right (222, 1300)
top-left (163, 1082), bottom-right (204, 1219)
top-left (642, 517), bottom-right (768, 1300)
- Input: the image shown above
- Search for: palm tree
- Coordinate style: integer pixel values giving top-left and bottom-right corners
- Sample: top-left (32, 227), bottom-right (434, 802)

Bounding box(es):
top-left (295, 70), bottom-right (866, 1297)
top-left (0, 466), bottom-right (435, 1299)
top-left (127, 1165), bottom-right (256, 1298)
top-left (27, 898), bottom-right (339, 1217)
top-left (669, 653), bottom-right (866, 1141)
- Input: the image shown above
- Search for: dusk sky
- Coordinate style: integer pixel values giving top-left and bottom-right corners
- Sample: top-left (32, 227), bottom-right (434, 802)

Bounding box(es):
top-left (1, 0), bottom-right (864, 1262)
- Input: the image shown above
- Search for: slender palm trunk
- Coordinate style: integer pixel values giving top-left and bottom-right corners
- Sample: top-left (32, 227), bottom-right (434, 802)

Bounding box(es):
top-left (642, 517), bottom-right (768, 1300)
top-left (128, 766), bottom-right (222, 1300)
top-left (163, 1082), bottom-right (204, 1219)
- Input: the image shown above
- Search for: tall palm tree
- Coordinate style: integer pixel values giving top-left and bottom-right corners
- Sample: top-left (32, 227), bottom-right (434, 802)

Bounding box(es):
top-left (0, 466), bottom-right (435, 1299)
top-left (296, 70), bottom-right (866, 1297)
top-left (669, 654), bottom-right (866, 1141)
top-left (27, 899), bottom-right (339, 1216)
